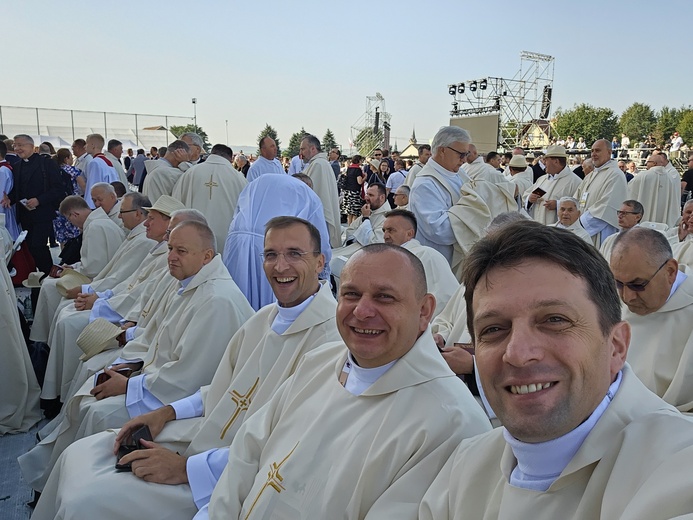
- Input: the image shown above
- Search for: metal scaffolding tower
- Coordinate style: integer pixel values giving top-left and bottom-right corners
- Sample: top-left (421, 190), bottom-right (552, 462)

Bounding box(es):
top-left (446, 51), bottom-right (555, 149)
top-left (350, 93), bottom-right (392, 156)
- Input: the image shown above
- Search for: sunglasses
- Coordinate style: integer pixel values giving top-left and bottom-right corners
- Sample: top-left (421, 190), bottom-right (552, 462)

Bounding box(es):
top-left (614, 259), bottom-right (668, 292)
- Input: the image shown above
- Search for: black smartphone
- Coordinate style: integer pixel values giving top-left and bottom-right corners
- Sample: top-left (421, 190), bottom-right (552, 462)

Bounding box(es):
top-left (115, 425), bottom-right (153, 471)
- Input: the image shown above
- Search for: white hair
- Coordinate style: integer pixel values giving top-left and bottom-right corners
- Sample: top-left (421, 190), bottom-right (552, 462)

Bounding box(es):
top-left (91, 182), bottom-right (116, 194)
top-left (170, 208), bottom-right (208, 225)
top-left (558, 196), bottom-right (579, 208)
top-left (431, 126), bottom-right (472, 154)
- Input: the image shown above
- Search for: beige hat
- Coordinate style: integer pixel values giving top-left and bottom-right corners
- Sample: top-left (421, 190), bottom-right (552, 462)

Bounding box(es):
top-left (143, 195), bottom-right (186, 217)
top-left (544, 144), bottom-right (568, 158)
top-left (22, 271), bottom-right (45, 288)
top-left (76, 318), bottom-right (122, 361)
top-left (368, 159), bottom-right (381, 170)
top-left (55, 269), bottom-right (92, 297)
top-left (509, 155), bottom-right (529, 169)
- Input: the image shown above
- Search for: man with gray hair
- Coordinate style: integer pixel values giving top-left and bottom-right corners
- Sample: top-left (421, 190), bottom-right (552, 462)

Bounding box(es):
top-left (90, 182), bottom-right (123, 229)
top-left (142, 140), bottom-right (191, 203)
top-left (85, 134), bottom-right (119, 209)
top-left (409, 125), bottom-right (472, 263)
top-left (573, 139), bottom-right (628, 247)
top-left (394, 184), bottom-right (410, 209)
top-left (552, 196), bottom-right (592, 243)
top-left (610, 227), bottom-right (693, 412)
top-left (104, 139), bottom-right (129, 188)
top-left (179, 132), bottom-right (205, 165)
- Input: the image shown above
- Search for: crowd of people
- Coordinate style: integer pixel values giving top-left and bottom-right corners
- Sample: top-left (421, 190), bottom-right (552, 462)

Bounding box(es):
top-left (2, 126), bottom-right (693, 519)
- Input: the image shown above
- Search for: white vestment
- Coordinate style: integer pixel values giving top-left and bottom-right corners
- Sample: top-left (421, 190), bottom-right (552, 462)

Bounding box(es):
top-left (303, 152), bottom-right (342, 248)
top-left (33, 282), bottom-right (340, 520)
top-left (222, 174), bottom-right (332, 311)
top-left (0, 253), bottom-right (41, 434)
top-left (142, 159), bottom-right (183, 203)
top-left (627, 166), bottom-right (680, 227)
top-left (624, 274), bottom-right (693, 412)
top-left (552, 220), bottom-right (593, 243)
top-left (30, 208), bottom-right (125, 342)
top-left (103, 151), bottom-right (129, 189)
top-left (18, 255), bottom-right (254, 492)
top-left (204, 331), bottom-right (491, 519)
top-left (431, 283), bottom-right (470, 345)
top-left (246, 156), bottom-right (285, 182)
top-left (401, 239), bottom-right (459, 317)
top-left (523, 167), bottom-right (583, 225)
top-left (420, 366), bottom-right (693, 520)
top-left (404, 161), bottom-right (424, 186)
top-left (85, 155), bottom-right (119, 209)
top-left (41, 222), bottom-right (156, 400)
top-left (172, 154), bottom-right (248, 252)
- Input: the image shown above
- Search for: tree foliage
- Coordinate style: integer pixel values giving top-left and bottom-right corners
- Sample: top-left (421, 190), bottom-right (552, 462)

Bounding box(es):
top-left (355, 127), bottom-right (382, 157)
top-left (553, 104), bottom-right (619, 145)
top-left (283, 127), bottom-right (307, 158)
top-left (654, 107), bottom-right (685, 144)
top-left (168, 124), bottom-right (211, 152)
top-left (619, 103), bottom-right (656, 142)
top-left (256, 124), bottom-right (281, 156)
top-left (678, 111), bottom-right (693, 150)
top-left (322, 129), bottom-right (338, 153)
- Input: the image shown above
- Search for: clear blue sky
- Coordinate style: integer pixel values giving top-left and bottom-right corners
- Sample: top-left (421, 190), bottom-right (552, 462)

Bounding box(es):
top-left (6, 0), bottom-right (692, 151)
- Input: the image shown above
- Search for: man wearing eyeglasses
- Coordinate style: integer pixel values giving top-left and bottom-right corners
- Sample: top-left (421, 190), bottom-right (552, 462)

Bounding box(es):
top-left (599, 200), bottom-right (644, 262)
top-left (610, 227), bottom-right (693, 412)
top-left (409, 126), bottom-right (472, 264)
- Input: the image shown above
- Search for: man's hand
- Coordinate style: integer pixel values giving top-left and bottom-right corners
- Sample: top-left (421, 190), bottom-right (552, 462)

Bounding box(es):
top-left (1, 192), bottom-right (10, 208)
top-left (74, 292), bottom-right (98, 311)
top-left (172, 148), bottom-right (189, 164)
top-left (26, 197), bottom-right (40, 210)
top-left (679, 219), bottom-right (689, 242)
top-left (114, 405), bottom-right (176, 454)
top-left (433, 333), bottom-right (446, 350)
top-left (361, 203), bottom-right (372, 218)
top-left (528, 192), bottom-right (539, 204)
top-left (65, 286), bottom-right (83, 299)
top-left (441, 346), bottom-right (474, 375)
top-left (121, 440), bottom-right (189, 485)
top-left (90, 368), bottom-right (128, 400)
top-left (542, 199), bottom-right (557, 210)
top-left (58, 265), bottom-right (74, 277)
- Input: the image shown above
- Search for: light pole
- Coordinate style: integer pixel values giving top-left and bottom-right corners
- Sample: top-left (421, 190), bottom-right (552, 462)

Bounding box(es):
top-left (225, 119), bottom-right (229, 146)
top-left (192, 98), bottom-right (197, 130)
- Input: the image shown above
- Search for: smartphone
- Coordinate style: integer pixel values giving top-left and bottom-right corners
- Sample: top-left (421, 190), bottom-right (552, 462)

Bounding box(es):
top-left (95, 367), bottom-right (134, 386)
top-left (115, 425), bottom-right (152, 471)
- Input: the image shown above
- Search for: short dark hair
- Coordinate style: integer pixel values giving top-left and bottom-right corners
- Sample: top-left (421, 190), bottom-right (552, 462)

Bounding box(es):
top-left (622, 199), bottom-right (644, 215)
top-left (385, 208), bottom-right (417, 234)
top-left (259, 136), bottom-right (274, 149)
top-left (211, 144), bottom-right (233, 160)
top-left (503, 152), bottom-right (513, 160)
top-left (462, 220), bottom-right (621, 339)
top-left (122, 191), bottom-right (150, 213)
top-left (418, 144), bottom-right (431, 155)
top-left (302, 134), bottom-right (321, 152)
top-left (107, 139), bottom-right (122, 151)
top-left (110, 181), bottom-right (126, 197)
top-left (367, 182), bottom-right (386, 197)
top-left (166, 140), bottom-right (189, 153)
top-left (72, 138), bottom-right (86, 147)
top-left (485, 151), bottom-right (500, 163)
top-left (59, 195), bottom-right (90, 216)
top-left (0, 140), bottom-right (6, 158)
top-left (137, 149), bottom-right (145, 155)
top-left (394, 159), bottom-right (406, 170)
top-left (351, 154), bottom-right (362, 164)
top-left (265, 216), bottom-right (321, 254)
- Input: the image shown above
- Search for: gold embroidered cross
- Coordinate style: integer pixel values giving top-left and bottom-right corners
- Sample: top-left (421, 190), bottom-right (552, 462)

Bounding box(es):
top-left (243, 442), bottom-right (299, 520)
top-left (205, 176), bottom-right (218, 200)
top-left (220, 377), bottom-right (260, 439)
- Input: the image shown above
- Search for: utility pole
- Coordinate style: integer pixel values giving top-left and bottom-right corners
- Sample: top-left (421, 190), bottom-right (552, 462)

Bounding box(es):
top-left (192, 98), bottom-right (197, 129)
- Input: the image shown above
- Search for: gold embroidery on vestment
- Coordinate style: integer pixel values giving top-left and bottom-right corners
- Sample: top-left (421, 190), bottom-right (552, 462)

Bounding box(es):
top-left (243, 442), bottom-right (299, 520)
top-left (219, 377), bottom-right (260, 439)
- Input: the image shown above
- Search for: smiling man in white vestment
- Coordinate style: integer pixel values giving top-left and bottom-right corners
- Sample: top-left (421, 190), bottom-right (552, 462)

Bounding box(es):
top-left (19, 220), bottom-right (254, 494)
top-left (420, 221), bottom-right (693, 520)
top-left (610, 227), bottom-right (693, 412)
top-left (32, 216), bottom-right (342, 519)
top-left (551, 196), bottom-right (592, 243)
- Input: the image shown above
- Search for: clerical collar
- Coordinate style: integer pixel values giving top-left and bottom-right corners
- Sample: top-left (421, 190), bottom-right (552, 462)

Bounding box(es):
top-left (341, 353), bottom-right (397, 396)
top-left (270, 288), bottom-right (318, 335)
top-left (177, 274), bottom-right (195, 295)
top-left (667, 270), bottom-right (688, 302)
top-left (504, 370), bottom-right (622, 492)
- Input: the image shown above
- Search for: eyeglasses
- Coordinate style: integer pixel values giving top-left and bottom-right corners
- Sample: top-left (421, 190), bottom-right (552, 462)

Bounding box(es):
top-left (616, 210), bottom-right (640, 216)
top-left (446, 146), bottom-right (470, 160)
top-left (260, 250), bottom-right (320, 264)
top-left (119, 209), bottom-right (138, 214)
top-left (614, 259), bottom-right (669, 292)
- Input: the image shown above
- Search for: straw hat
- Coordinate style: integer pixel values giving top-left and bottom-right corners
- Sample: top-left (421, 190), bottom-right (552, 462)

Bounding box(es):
top-left (76, 318), bottom-right (123, 361)
top-left (22, 271), bottom-right (45, 288)
top-left (508, 155), bottom-right (529, 169)
top-left (544, 144), bottom-right (568, 158)
top-left (55, 270), bottom-right (92, 297)
top-left (368, 159), bottom-right (381, 170)
top-left (143, 195), bottom-right (186, 217)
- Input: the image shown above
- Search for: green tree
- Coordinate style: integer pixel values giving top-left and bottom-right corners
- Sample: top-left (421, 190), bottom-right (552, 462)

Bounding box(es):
top-left (654, 106), bottom-right (688, 145)
top-left (168, 124), bottom-right (211, 152)
top-left (678, 111), bottom-right (693, 151)
top-left (619, 103), bottom-right (656, 143)
top-left (552, 104), bottom-right (619, 145)
top-left (354, 127), bottom-right (382, 157)
top-left (322, 129), bottom-right (338, 153)
top-left (256, 124), bottom-right (281, 156)
top-left (283, 127), bottom-right (307, 158)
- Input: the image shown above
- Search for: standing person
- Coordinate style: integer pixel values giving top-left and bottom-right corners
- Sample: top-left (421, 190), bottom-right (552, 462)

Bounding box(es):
top-left (0, 140), bottom-right (20, 239)
top-left (328, 148), bottom-right (341, 180)
top-left (84, 134), bottom-right (119, 209)
top-left (1, 134), bottom-right (65, 275)
top-left (386, 159), bottom-right (407, 208)
top-left (52, 149), bottom-right (82, 246)
top-left (130, 149), bottom-right (147, 187)
top-left (341, 155), bottom-right (366, 225)
top-left (71, 139), bottom-right (91, 195)
top-left (404, 144), bottom-right (432, 186)
top-left (246, 137), bottom-right (285, 182)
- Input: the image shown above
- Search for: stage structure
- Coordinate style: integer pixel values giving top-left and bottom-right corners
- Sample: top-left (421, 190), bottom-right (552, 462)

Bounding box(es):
top-left (447, 51), bottom-right (555, 150)
top-left (350, 93), bottom-right (392, 157)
